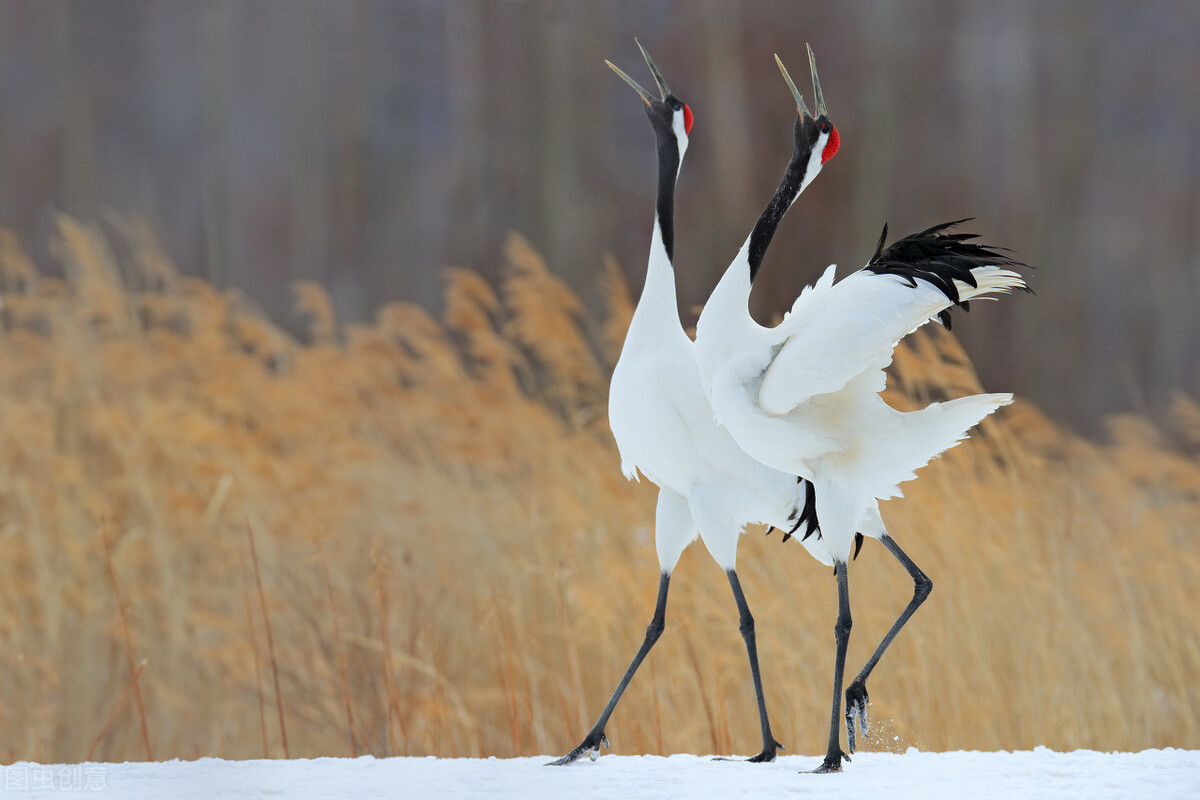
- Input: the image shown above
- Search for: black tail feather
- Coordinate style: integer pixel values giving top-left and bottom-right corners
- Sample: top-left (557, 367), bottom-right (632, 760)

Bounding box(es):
top-left (779, 479), bottom-right (820, 546)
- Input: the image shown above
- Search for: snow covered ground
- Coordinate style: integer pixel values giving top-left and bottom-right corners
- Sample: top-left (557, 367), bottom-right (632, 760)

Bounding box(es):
top-left (4, 748), bottom-right (1196, 799)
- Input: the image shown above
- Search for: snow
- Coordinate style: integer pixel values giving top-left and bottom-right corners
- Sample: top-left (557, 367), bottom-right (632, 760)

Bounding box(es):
top-left (4, 749), bottom-right (1197, 800)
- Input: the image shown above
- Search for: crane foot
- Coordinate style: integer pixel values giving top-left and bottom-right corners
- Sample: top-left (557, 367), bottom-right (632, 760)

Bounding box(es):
top-left (844, 680), bottom-right (870, 753)
top-left (712, 739), bottom-right (785, 763)
top-left (545, 731), bottom-right (609, 766)
top-left (810, 749), bottom-right (850, 773)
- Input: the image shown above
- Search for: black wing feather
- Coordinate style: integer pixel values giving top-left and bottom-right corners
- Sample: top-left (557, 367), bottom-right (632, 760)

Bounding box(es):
top-left (865, 218), bottom-right (1030, 329)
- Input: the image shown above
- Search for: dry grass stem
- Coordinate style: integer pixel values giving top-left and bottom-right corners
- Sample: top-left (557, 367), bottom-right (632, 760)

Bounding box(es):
top-left (100, 525), bottom-right (152, 761)
top-left (243, 587), bottom-right (270, 759)
top-left (86, 659), bottom-right (146, 761)
top-left (319, 546), bottom-right (358, 757)
top-left (246, 523), bottom-right (288, 758)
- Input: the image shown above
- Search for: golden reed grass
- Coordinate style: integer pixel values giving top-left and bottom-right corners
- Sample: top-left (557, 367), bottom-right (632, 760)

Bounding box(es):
top-left (0, 215), bottom-right (1196, 762)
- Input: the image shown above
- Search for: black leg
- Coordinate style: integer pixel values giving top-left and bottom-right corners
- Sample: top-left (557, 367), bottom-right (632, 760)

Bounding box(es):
top-left (844, 535), bottom-right (932, 753)
top-left (547, 572), bottom-right (671, 765)
top-left (724, 569), bottom-right (783, 762)
top-left (812, 561), bottom-right (852, 773)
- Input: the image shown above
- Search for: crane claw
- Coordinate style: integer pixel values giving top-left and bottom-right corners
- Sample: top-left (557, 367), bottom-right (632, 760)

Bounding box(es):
top-left (811, 749), bottom-right (850, 773)
top-left (844, 680), bottom-right (870, 753)
top-left (545, 731), bottom-right (609, 766)
top-left (713, 738), bottom-right (785, 763)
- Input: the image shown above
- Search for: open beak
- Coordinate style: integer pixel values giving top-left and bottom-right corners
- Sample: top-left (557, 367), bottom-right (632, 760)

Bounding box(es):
top-left (807, 43), bottom-right (828, 117)
top-left (774, 53), bottom-right (812, 118)
top-left (775, 45), bottom-right (829, 119)
top-left (607, 38), bottom-right (672, 105)
top-left (635, 39), bottom-right (674, 99)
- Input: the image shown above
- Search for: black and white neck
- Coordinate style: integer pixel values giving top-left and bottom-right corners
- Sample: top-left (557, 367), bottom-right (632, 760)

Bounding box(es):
top-left (650, 99), bottom-right (689, 264)
top-left (608, 41), bottom-right (694, 343)
top-left (744, 49), bottom-right (839, 282)
top-left (608, 41), bottom-right (692, 265)
top-left (696, 48), bottom-right (838, 361)
top-left (746, 115), bottom-right (829, 282)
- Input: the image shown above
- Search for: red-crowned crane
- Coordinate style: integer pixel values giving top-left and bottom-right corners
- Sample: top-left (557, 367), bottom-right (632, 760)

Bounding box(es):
top-left (548, 41), bottom-right (842, 767)
top-left (693, 48), bottom-right (1028, 773)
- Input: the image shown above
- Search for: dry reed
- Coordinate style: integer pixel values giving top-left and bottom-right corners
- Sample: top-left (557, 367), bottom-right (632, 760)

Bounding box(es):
top-left (0, 217), bottom-right (1196, 763)
top-left (246, 523), bottom-right (288, 758)
top-left (99, 524), bottom-right (152, 761)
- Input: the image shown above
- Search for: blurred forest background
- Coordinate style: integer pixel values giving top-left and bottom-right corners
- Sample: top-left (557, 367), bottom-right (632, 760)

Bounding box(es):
top-left (1, 0), bottom-right (1197, 436)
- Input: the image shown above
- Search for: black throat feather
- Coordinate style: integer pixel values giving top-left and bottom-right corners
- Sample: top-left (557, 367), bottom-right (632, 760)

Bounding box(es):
top-left (747, 123), bottom-right (814, 283)
top-left (654, 134), bottom-right (680, 262)
top-left (746, 159), bottom-right (808, 283)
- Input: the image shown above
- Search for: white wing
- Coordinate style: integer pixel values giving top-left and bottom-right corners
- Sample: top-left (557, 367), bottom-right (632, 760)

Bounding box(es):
top-left (758, 266), bottom-right (1024, 416)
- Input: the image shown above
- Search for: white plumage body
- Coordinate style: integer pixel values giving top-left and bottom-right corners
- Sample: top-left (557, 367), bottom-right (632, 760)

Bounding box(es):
top-left (609, 226), bottom-right (845, 569)
top-left (696, 250), bottom-right (1025, 564)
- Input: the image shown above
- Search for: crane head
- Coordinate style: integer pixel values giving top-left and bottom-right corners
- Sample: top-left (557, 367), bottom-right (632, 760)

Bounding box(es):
top-left (607, 39), bottom-right (693, 150)
top-left (775, 45), bottom-right (840, 170)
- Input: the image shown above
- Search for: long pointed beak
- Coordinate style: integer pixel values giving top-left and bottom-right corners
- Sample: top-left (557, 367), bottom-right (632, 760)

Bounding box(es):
top-left (606, 59), bottom-right (655, 106)
top-left (806, 43), bottom-right (828, 117)
top-left (635, 38), bottom-right (673, 99)
top-left (608, 39), bottom-right (675, 106)
top-left (774, 53), bottom-right (812, 118)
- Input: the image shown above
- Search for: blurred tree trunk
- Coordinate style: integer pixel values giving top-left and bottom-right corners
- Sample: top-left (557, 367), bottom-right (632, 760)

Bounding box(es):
top-left (697, 0), bottom-right (752, 318)
top-left (199, 2), bottom-right (234, 288)
top-left (444, 1), bottom-right (486, 274)
top-left (286, 8), bottom-right (331, 287)
top-left (53, 0), bottom-right (96, 219)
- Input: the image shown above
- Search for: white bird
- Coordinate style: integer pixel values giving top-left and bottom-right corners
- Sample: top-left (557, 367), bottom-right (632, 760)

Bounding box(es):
top-left (694, 48), bottom-right (1029, 773)
top-left (549, 41), bottom-right (830, 767)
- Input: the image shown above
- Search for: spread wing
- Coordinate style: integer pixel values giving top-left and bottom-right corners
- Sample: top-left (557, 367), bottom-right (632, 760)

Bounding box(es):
top-left (758, 221), bottom-right (1027, 416)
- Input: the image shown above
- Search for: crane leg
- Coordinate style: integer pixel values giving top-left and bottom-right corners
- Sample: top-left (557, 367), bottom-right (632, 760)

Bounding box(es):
top-left (546, 572), bottom-right (671, 766)
top-left (843, 535), bottom-right (932, 753)
top-left (720, 569), bottom-right (784, 762)
top-left (812, 561), bottom-right (852, 773)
